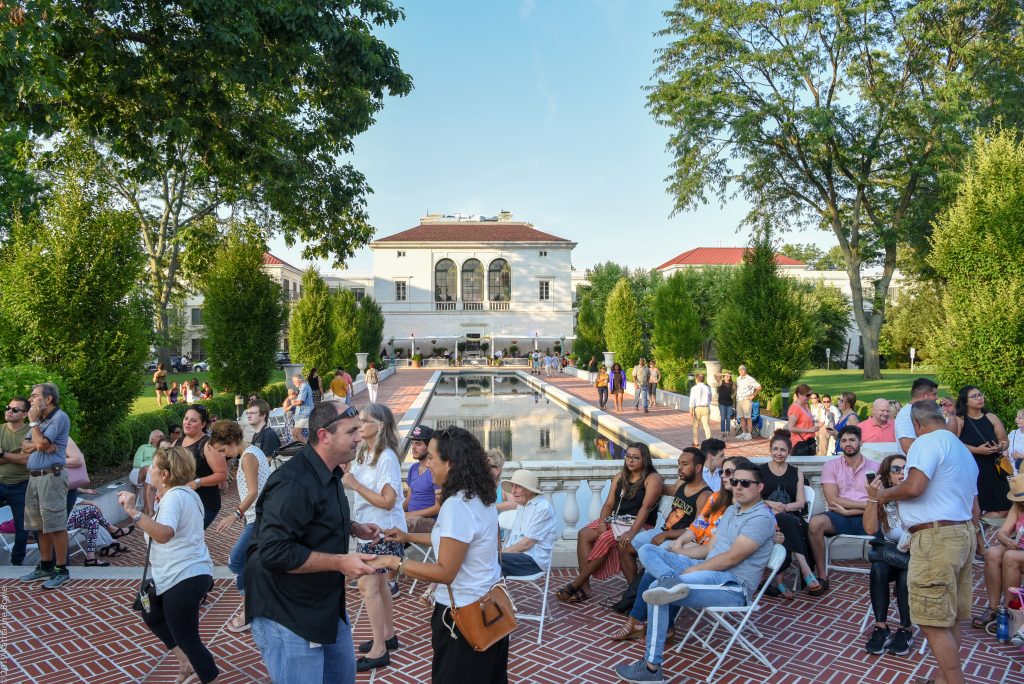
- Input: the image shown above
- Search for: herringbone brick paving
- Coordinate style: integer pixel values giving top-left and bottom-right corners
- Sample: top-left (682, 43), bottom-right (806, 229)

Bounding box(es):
top-left (6, 370), bottom-right (1022, 682)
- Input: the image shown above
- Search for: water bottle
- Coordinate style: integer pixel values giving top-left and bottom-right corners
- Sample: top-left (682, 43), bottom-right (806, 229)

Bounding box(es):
top-left (997, 604), bottom-right (1011, 643)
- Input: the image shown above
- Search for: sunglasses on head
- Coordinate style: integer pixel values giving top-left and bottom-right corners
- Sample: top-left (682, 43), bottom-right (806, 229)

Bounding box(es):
top-left (729, 478), bottom-right (759, 489)
top-left (318, 405), bottom-right (360, 432)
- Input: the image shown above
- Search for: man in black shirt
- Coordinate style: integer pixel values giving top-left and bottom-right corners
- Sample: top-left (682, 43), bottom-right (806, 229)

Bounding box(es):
top-left (245, 401), bottom-right (379, 684)
top-left (244, 399), bottom-right (281, 458)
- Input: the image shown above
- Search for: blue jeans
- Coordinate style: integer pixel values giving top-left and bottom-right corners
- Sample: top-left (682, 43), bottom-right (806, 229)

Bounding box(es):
top-left (252, 615), bottom-right (354, 684)
top-left (640, 547), bottom-right (748, 667)
top-left (500, 552), bottom-right (542, 577)
top-left (628, 545), bottom-right (693, 624)
top-left (630, 528), bottom-right (663, 553)
top-left (635, 385), bottom-right (649, 410)
top-left (228, 522), bottom-right (254, 593)
top-left (719, 404), bottom-right (734, 433)
top-left (0, 480), bottom-right (29, 564)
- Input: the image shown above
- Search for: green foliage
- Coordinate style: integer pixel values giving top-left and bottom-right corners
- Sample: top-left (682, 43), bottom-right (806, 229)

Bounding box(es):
top-left (573, 293), bottom-right (604, 363)
top-left (201, 225), bottom-right (285, 395)
top-left (0, 125), bottom-right (41, 240)
top-left (331, 288), bottom-right (360, 374)
top-left (780, 243), bottom-right (846, 271)
top-left (648, 1), bottom-right (1024, 378)
top-left (0, 152), bottom-right (149, 454)
top-left (793, 279), bottom-right (852, 367)
top-left (604, 278), bottom-right (644, 370)
top-left (879, 284), bottom-right (944, 367)
top-left (651, 271), bottom-right (702, 392)
top-left (0, 365), bottom-right (80, 441)
top-left (669, 266), bottom-right (734, 359)
top-left (714, 233), bottom-right (814, 401)
top-left (929, 128), bottom-right (1024, 423)
top-left (289, 269), bottom-right (335, 374)
top-left (357, 296), bottom-right (385, 367)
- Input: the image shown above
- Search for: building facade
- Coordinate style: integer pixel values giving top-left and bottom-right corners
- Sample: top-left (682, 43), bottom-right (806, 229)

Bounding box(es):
top-left (370, 212), bottom-right (577, 357)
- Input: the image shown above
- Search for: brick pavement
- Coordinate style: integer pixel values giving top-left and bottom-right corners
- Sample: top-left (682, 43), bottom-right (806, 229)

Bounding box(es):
top-left (7, 369), bottom-right (1023, 682)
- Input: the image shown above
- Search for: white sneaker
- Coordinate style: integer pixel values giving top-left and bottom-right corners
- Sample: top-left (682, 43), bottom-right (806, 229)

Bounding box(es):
top-left (741, 433), bottom-right (752, 441)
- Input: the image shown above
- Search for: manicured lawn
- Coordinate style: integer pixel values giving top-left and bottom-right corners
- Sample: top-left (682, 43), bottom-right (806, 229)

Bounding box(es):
top-left (800, 369), bottom-right (947, 405)
top-left (131, 370), bottom-right (211, 414)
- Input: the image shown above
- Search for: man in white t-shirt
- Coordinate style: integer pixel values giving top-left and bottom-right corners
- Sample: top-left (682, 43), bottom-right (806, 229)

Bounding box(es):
top-left (894, 377), bottom-right (939, 455)
top-left (688, 373), bottom-right (713, 447)
top-left (876, 400), bottom-right (977, 684)
top-left (734, 365), bottom-right (761, 440)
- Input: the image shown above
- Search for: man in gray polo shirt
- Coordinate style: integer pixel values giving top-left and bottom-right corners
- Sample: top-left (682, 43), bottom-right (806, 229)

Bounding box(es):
top-left (613, 459), bottom-right (776, 683)
top-left (20, 383), bottom-right (72, 589)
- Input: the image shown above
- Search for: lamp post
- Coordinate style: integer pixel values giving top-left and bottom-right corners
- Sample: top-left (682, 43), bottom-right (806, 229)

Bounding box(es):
top-left (781, 387), bottom-right (791, 416)
top-left (825, 347), bottom-right (831, 371)
top-left (234, 394), bottom-right (244, 420)
top-left (909, 346), bottom-right (916, 372)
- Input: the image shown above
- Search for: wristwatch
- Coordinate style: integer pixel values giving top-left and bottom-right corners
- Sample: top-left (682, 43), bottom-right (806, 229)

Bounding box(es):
top-left (194, 477), bottom-right (202, 487)
top-left (29, 421), bottom-right (39, 428)
top-left (132, 511), bottom-right (143, 523)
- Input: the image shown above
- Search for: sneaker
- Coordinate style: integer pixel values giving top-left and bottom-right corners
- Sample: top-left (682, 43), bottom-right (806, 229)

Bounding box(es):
top-left (389, 580), bottom-right (400, 597)
top-left (614, 659), bottom-right (664, 683)
top-left (642, 576), bottom-right (690, 606)
top-left (887, 628), bottom-right (913, 656)
top-left (865, 625), bottom-right (892, 655)
top-left (42, 568), bottom-right (70, 590)
top-left (19, 566), bottom-right (53, 582)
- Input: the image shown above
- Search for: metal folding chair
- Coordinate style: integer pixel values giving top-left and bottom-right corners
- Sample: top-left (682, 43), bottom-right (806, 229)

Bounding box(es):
top-left (498, 509), bottom-right (553, 645)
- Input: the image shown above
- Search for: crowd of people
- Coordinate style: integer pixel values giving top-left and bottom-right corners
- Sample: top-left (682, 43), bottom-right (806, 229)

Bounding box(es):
top-left (5, 365), bottom-right (1019, 684)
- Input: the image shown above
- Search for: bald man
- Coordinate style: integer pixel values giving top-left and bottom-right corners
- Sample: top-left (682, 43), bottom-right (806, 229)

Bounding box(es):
top-left (859, 398), bottom-right (896, 443)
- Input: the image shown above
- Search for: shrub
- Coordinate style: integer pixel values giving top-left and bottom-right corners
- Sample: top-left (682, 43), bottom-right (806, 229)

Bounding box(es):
top-left (604, 278), bottom-right (644, 370)
top-left (0, 364), bottom-right (81, 440)
top-left (261, 382), bottom-right (288, 407)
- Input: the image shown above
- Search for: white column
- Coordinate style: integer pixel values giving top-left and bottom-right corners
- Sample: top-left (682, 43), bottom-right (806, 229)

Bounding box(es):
top-left (560, 480), bottom-right (579, 539)
top-left (588, 480), bottom-right (604, 525)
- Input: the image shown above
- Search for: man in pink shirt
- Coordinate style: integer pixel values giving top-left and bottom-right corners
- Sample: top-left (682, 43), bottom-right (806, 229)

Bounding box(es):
top-left (806, 425), bottom-right (880, 596)
top-left (858, 398), bottom-right (896, 443)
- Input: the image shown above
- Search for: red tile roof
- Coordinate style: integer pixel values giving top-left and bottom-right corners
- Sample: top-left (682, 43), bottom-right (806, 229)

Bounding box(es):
top-left (656, 247), bottom-right (805, 270)
top-left (374, 222), bottom-right (572, 244)
top-left (262, 252), bottom-right (300, 271)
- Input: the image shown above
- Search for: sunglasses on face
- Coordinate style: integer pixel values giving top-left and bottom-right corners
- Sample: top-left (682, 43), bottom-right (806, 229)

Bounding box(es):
top-left (889, 465), bottom-right (904, 473)
top-left (721, 468), bottom-right (735, 477)
top-left (5, 407), bottom-right (25, 413)
top-left (729, 478), bottom-right (758, 489)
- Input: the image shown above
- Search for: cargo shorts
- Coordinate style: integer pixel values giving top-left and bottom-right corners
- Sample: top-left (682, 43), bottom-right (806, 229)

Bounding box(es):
top-left (907, 522), bottom-right (975, 627)
top-left (736, 399), bottom-right (753, 419)
top-left (24, 469), bottom-right (69, 533)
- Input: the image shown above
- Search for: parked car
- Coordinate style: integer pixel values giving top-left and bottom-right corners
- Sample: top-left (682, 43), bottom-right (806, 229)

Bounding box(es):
top-left (145, 358), bottom-right (159, 372)
top-left (169, 355), bottom-right (191, 373)
top-left (192, 361), bottom-right (209, 372)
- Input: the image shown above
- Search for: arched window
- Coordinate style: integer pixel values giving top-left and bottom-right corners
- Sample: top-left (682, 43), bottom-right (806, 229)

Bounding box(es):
top-left (488, 258), bottom-right (511, 301)
top-left (434, 259), bottom-right (456, 302)
top-left (461, 259), bottom-right (484, 302)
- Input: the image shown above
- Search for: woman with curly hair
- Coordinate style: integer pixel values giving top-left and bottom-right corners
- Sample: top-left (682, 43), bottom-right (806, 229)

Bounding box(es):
top-left (556, 442), bottom-right (662, 603)
top-left (379, 426), bottom-right (505, 683)
top-left (341, 403), bottom-right (406, 673)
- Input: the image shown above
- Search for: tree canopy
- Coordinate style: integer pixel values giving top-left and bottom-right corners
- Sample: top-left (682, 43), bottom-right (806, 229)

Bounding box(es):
top-left (201, 225), bottom-right (285, 395)
top-left (930, 127), bottom-right (1024, 422)
top-left (780, 243), bottom-right (845, 271)
top-left (289, 269), bottom-right (335, 375)
top-left (648, 0), bottom-right (1024, 379)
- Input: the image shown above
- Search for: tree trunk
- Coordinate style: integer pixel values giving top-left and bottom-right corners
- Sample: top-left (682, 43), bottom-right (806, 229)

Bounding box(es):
top-left (861, 322), bottom-right (882, 380)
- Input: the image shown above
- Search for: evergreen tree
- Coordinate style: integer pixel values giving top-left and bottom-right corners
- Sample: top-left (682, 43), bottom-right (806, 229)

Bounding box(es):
top-left (651, 271), bottom-right (702, 392)
top-left (201, 225), bottom-right (285, 395)
top-left (604, 278), bottom-right (644, 370)
top-left (930, 128), bottom-right (1024, 421)
top-left (357, 296), bottom-right (385, 366)
top-left (331, 288), bottom-right (360, 375)
top-left (714, 233), bottom-right (814, 401)
top-left (289, 269), bottom-right (335, 374)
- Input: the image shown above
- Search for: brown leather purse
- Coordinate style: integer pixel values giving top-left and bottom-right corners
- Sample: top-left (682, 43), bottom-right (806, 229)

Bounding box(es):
top-left (444, 581), bottom-right (517, 651)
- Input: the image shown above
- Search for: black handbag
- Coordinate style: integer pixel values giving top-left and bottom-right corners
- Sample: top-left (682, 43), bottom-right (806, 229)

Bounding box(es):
top-left (868, 538), bottom-right (909, 570)
top-left (131, 537), bottom-right (162, 619)
top-left (767, 485), bottom-right (792, 505)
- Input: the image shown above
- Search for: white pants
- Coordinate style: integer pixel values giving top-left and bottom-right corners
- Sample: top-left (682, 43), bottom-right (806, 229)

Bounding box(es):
top-left (367, 383), bottom-right (378, 403)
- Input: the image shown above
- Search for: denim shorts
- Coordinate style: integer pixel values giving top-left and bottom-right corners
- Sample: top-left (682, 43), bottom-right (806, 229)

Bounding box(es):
top-left (825, 511), bottom-right (866, 536)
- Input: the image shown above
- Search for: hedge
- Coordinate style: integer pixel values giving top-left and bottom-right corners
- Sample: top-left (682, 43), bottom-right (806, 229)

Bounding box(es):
top-left (89, 381), bottom-right (292, 470)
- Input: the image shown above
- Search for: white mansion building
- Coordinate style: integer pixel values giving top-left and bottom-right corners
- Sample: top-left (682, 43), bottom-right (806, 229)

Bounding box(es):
top-left (369, 212), bottom-right (577, 358)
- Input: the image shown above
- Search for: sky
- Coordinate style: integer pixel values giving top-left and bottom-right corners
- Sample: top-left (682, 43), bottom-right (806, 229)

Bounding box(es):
top-left (268, 0), bottom-right (834, 276)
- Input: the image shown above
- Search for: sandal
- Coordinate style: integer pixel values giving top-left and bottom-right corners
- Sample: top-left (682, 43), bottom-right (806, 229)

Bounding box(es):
top-left (807, 576), bottom-right (829, 597)
top-left (100, 542), bottom-right (128, 558)
top-left (555, 584), bottom-right (589, 603)
top-left (83, 558), bottom-right (110, 567)
top-left (226, 615), bottom-right (251, 633)
top-left (775, 579), bottom-right (795, 600)
top-left (803, 573), bottom-right (822, 593)
top-left (971, 606), bottom-right (998, 629)
top-left (111, 524), bottom-right (135, 539)
top-left (610, 617), bottom-right (646, 641)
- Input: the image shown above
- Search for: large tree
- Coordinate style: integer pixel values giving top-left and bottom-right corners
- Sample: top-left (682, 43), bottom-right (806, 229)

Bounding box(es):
top-left (289, 269), bottom-right (336, 375)
top-left (715, 232), bottom-right (814, 401)
top-left (930, 128), bottom-right (1024, 422)
top-left (648, 0), bottom-right (1024, 379)
top-left (357, 295), bottom-right (385, 367)
top-left (2, 2), bottom-right (413, 356)
top-left (603, 278), bottom-right (644, 371)
top-left (0, 147), bottom-right (149, 452)
top-left (669, 266), bottom-right (734, 360)
top-left (651, 271), bottom-right (702, 392)
top-left (201, 225), bottom-right (285, 395)
top-left (331, 288), bottom-right (360, 375)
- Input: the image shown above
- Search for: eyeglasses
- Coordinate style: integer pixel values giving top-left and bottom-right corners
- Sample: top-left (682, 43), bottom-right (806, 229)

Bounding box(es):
top-left (318, 405), bottom-right (360, 433)
top-left (5, 407), bottom-right (25, 413)
top-left (721, 468), bottom-right (735, 477)
top-left (625, 455), bottom-right (642, 461)
top-left (889, 465), bottom-right (904, 473)
top-left (729, 478), bottom-right (758, 489)
top-left (968, 393), bottom-right (984, 400)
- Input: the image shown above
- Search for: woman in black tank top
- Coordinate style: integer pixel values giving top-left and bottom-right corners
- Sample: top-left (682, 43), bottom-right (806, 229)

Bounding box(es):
top-left (760, 430), bottom-right (817, 597)
top-left (955, 385), bottom-right (1010, 514)
top-left (175, 405), bottom-right (227, 529)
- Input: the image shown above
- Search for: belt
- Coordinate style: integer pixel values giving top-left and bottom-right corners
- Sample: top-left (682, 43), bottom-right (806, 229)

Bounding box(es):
top-left (29, 466), bottom-right (63, 477)
top-left (907, 520), bottom-right (970, 534)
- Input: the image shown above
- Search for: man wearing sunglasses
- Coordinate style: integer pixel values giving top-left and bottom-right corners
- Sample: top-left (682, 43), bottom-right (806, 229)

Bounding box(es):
top-left (0, 397), bottom-right (31, 565)
top-left (245, 401), bottom-right (382, 684)
top-left (614, 460), bottom-right (776, 683)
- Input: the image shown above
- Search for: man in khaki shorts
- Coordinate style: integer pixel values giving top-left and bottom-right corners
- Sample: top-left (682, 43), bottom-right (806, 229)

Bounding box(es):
top-left (20, 383), bottom-right (72, 589)
top-left (876, 400), bottom-right (977, 684)
top-left (734, 365), bottom-right (761, 440)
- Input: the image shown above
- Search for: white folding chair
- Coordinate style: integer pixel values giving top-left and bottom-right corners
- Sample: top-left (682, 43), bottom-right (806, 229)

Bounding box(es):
top-left (675, 544), bottom-right (787, 682)
top-left (407, 542), bottom-right (434, 595)
top-left (825, 533), bottom-right (874, 575)
top-left (267, 408), bottom-right (286, 430)
top-left (498, 509), bottom-right (553, 645)
top-left (979, 517), bottom-right (1002, 549)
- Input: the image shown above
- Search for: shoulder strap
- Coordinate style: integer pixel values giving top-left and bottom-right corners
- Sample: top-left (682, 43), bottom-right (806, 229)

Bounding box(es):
top-left (140, 538), bottom-right (153, 587)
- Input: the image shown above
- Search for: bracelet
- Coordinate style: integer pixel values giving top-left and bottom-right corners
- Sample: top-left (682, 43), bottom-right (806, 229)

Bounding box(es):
top-left (866, 499), bottom-right (879, 504)
top-left (397, 557), bottom-right (406, 577)
top-left (234, 509), bottom-right (244, 520)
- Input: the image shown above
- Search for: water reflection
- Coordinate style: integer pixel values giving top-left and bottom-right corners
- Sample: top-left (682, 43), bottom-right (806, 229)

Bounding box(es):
top-left (410, 374), bottom-right (627, 462)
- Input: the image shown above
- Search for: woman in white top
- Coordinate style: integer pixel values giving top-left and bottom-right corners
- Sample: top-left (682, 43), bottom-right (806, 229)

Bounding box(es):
top-left (118, 446), bottom-right (217, 684)
top-left (379, 426), bottom-right (506, 683)
top-left (341, 402), bottom-right (406, 673)
top-left (213, 419), bottom-right (272, 633)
